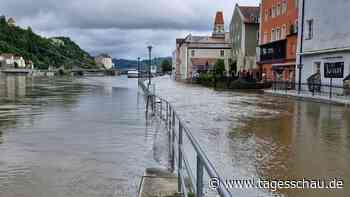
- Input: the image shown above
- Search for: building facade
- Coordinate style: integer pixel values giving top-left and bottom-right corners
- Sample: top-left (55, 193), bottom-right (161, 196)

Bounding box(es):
top-left (175, 12), bottom-right (232, 81)
top-left (230, 4), bottom-right (260, 77)
top-left (297, 0), bottom-right (350, 87)
top-left (258, 0), bottom-right (299, 82)
top-left (95, 54), bottom-right (113, 70)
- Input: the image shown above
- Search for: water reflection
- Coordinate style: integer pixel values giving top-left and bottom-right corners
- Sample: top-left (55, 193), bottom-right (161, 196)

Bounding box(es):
top-left (0, 76), bottom-right (167, 197)
top-left (229, 98), bottom-right (350, 196)
top-left (0, 74), bottom-right (27, 100)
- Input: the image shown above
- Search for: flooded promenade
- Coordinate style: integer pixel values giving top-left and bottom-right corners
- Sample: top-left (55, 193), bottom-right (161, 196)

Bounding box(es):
top-left (0, 75), bottom-right (349, 197)
top-left (153, 76), bottom-right (350, 197)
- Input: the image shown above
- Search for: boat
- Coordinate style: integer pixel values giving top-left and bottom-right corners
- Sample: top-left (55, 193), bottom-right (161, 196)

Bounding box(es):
top-left (127, 70), bottom-right (139, 78)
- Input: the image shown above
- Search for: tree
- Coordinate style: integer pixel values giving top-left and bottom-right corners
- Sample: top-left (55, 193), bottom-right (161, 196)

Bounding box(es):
top-left (0, 15), bottom-right (6, 25)
top-left (161, 59), bottom-right (172, 73)
top-left (214, 59), bottom-right (225, 77)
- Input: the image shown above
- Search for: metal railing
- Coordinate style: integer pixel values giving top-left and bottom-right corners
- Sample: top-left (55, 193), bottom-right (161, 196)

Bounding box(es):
top-left (139, 79), bottom-right (232, 197)
top-left (272, 81), bottom-right (350, 101)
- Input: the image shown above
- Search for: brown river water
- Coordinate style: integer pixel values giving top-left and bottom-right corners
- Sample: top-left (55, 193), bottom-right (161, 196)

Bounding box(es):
top-left (0, 75), bottom-right (349, 197)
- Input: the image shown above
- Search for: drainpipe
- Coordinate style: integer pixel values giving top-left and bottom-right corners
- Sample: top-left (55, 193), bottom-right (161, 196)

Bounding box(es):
top-left (298, 0), bottom-right (306, 94)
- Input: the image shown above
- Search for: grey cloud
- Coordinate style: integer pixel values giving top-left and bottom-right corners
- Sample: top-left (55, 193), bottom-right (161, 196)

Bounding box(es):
top-left (1, 0), bottom-right (259, 58)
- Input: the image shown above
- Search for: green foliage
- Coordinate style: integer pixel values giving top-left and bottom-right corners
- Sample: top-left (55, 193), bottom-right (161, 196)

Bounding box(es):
top-left (198, 72), bottom-right (214, 85)
top-left (161, 59), bottom-right (172, 72)
top-left (0, 21), bottom-right (96, 69)
top-left (214, 59), bottom-right (225, 77)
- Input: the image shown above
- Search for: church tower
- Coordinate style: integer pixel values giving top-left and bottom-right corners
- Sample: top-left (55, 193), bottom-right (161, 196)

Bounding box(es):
top-left (212, 11), bottom-right (225, 38)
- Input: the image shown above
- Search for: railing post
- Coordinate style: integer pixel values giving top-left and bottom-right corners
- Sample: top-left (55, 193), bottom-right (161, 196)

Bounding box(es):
top-left (196, 155), bottom-right (204, 197)
top-left (330, 78), bottom-right (333, 99)
top-left (171, 111), bottom-right (175, 172)
top-left (178, 122), bottom-right (183, 193)
top-left (166, 102), bottom-right (169, 126)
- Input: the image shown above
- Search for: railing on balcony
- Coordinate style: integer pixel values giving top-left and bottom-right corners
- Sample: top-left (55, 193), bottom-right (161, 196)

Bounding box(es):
top-left (259, 39), bottom-right (287, 62)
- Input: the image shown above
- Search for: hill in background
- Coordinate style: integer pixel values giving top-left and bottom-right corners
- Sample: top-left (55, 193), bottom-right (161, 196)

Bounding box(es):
top-left (0, 16), bottom-right (97, 69)
top-left (113, 57), bottom-right (172, 71)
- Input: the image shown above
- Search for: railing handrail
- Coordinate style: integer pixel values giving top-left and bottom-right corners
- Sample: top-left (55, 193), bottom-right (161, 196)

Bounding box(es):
top-left (138, 79), bottom-right (232, 197)
top-left (272, 80), bottom-right (350, 89)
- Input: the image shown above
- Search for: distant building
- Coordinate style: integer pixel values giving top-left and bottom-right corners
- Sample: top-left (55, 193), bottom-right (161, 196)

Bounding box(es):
top-left (25, 60), bottom-right (34, 69)
top-left (95, 54), bottom-right (113, 70)
top-left (297, 0), bottom-right (350, 87)
top-left (0, 53), bottom-right (15, 67)
top-left (257, 0), bottom-right (299, 82)
top-left (174, 12), bottom-right (232, 81)
top-left (14, 56), bottom-right (26, 68)
top-left (7, 17), bottom-right (16, 26)
top-left (229, 4), bottom-right (260, 77)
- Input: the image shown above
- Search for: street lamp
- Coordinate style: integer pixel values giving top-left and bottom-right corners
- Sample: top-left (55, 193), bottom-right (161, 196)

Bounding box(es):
top-left (137, 57), bottom-right (141, 78)
top-left (147, 46), bottom-right (152, 86)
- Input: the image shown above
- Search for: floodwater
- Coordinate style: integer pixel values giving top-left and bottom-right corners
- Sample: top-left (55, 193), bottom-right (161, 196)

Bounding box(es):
top-left (0, 74), bottom-right (349, 197)
top-left (0, 75), bottom-right (169, 197)
top-left (153, 76), bottom-right (350, 197)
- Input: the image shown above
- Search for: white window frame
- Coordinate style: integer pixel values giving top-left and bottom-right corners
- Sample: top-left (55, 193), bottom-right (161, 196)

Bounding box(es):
top-left (282, 0), bottom-right (287, 14)
top-left (277, 4), bottom-right (281, 16)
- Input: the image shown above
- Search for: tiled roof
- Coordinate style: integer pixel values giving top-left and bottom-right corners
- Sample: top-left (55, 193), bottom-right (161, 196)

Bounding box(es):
top-left (0, 53), bottom-right (14, 59)
top-left (97, 53), bottom-right (111, 58)
top-left (238, 6), bottom-right (260, 24)
top-left (214, 11), bottom-right (224, 25)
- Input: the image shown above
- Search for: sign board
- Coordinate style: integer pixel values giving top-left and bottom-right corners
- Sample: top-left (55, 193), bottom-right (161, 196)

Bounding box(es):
top-left (324, 62), bottom-right (344, 78)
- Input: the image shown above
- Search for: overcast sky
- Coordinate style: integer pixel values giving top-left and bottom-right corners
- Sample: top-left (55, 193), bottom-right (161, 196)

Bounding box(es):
top-left (1, 0), bottom-right (259, 60)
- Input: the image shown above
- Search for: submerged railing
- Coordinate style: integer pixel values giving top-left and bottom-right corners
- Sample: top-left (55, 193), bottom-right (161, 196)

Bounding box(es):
top-left (139, 80), bottom-right (232, 197)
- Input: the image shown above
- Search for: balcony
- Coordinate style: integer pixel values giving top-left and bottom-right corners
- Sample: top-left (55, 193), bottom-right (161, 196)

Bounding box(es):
top-left (259, 39), bottom-right (287, 63)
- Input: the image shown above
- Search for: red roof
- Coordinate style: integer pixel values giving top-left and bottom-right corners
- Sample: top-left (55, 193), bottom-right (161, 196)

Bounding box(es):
top-left (238, 6), bottom-right (260, 24)
top-left (214, 11), bottom-right (224, 25)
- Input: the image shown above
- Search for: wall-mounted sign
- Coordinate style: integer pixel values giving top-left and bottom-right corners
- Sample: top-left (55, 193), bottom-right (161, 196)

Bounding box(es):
top-left (324, 62), bottom-right (344, 78)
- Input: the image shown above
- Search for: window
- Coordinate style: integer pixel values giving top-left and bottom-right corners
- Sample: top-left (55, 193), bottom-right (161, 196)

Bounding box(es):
top-left (277, 4), bottom-right (281, 16)
top-left (294, 20), bottom-right (298, 33)
top-left (220, 50), bottom-right (225, 57)
top-left (306, 19), bottom-right (314, 39)
top-left (265, 9), bottom-right (269, 21)
top-left (272, 6), bottom-right (276, 17)
top-left (191, 50), bottom-right (195, 57)
top-left (276, 28), bottom-right (281, 40)
top-left (264, 32), bottom-right (268, 44)
top-left (282, 0), bottom-right (287, 14)
top-left (282, 24), bottom-right (287, 38)
top-left (271, 28), bottom-right (276, 41)
top-left (257, 31), bottom-right (260, 42)
top-left (313, 62), bottom-right (321, 74)
top-left (294, 0), bottom-right (299, 8)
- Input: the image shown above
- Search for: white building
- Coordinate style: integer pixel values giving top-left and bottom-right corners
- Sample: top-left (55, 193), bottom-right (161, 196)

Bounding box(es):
top-left (297, 0), bottom-right (350, 87)
top-left (0, 54), bottom-right (15, 67)
top-left (174, 12), bottom-right (232, 81)
top-left (14, 56), bottom-right (26, 68)
top-left (95, 54), bottom-right (113, 70)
